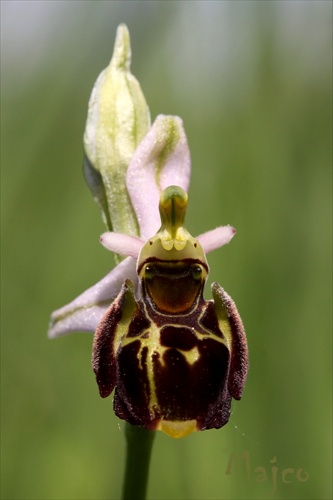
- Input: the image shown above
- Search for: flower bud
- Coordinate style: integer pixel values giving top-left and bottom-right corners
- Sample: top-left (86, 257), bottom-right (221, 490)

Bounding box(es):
top-left (83, 23), bottom-right (151, 236)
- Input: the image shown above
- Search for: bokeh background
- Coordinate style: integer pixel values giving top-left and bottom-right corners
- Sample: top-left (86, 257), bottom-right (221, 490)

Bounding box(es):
top-left (2, 1), bottom-right (332, 499)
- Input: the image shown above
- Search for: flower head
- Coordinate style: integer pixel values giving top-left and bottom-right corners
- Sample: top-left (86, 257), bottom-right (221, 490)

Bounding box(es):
top-left (93, 186), bottom-right (248, 438)
top-left (48, 24), bottom-right (248, 438)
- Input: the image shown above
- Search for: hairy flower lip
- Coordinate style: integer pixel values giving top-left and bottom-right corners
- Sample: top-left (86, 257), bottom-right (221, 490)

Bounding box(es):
top-left (92, 190), bottom-right (248, 437)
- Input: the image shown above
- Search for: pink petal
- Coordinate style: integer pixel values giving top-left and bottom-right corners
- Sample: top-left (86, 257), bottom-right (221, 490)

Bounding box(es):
top-left (197, 226), bottom-right (236, 254)
top-left (100, 232), bottom-right (144, 258)
top-left (126, 115), bottom-right (191, 239)
top-left (48, 257), bottom-right (137, 338)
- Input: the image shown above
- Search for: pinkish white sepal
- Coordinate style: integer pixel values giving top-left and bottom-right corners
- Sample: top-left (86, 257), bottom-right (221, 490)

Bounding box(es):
top-left (126, 115), bottom-right (191, 240)
top-left (48, 257), bottom-right (136, 338)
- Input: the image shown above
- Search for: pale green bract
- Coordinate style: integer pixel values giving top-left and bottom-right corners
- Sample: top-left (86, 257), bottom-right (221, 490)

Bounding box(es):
top-left (83, 23), bottom-right (150, 236)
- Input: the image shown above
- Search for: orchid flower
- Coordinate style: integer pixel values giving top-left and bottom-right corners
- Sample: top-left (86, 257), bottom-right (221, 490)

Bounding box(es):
top-left (48, 24), bottom-right (248, 442)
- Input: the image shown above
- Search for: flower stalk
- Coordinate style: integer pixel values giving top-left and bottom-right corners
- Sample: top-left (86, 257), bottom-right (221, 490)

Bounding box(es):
top-left (122, 425), bottom-right (155, 500)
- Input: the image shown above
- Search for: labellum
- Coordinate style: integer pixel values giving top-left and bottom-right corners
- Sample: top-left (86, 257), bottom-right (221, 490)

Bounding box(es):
top-left (92, 186), bottom-right (248, 438)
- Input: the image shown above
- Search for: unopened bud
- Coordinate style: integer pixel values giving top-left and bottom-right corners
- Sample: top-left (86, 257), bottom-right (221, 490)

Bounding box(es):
top-left (83, 23), bottom-right (150, 236)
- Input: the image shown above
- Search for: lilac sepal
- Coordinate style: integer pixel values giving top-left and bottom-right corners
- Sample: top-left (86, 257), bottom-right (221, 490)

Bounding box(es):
top-left (126, 115), bottom-right (191, 240)
top-left (48, 257), bottom-right (136, 338)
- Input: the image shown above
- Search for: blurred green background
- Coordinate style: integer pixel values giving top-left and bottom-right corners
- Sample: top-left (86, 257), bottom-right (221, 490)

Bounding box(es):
top-left (1, 1), bottom-right (332, 499)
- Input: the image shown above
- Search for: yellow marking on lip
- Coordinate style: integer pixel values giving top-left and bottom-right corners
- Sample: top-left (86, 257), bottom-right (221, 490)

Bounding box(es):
top-left (134, 321), bottom-right (167, 411)
top-left (178, 346), bottom-right (200, 365)
top-left (120, 303), bottom-right (228, 416)
top-left (197, 309), bottom-right (230, 348)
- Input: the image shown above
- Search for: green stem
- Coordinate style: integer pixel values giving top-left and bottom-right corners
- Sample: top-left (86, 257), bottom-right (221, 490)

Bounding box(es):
top-left (121, 423), bottom-right (156, 500)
